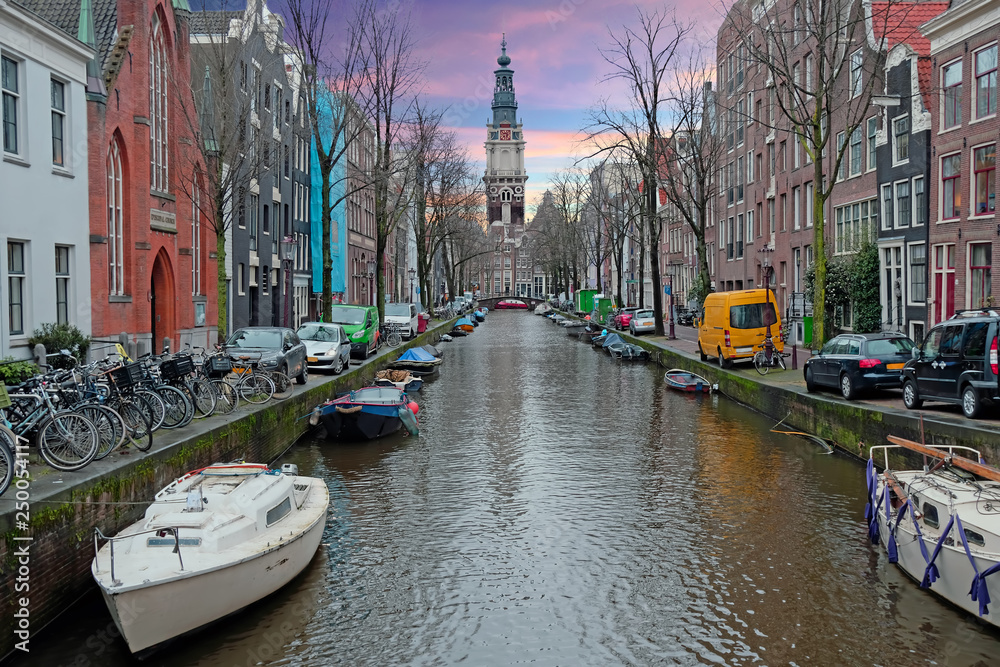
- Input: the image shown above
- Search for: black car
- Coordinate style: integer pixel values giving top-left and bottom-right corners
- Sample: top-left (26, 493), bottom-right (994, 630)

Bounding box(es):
top-left (224, 327), bottom-right (309, 384)
top-left (804, 332), bottom-right (915, 400)
top-left (901, 310), bottom-right (1000, 418)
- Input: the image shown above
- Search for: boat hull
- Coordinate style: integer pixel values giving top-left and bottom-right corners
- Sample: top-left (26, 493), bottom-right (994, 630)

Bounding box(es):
top-left (95, 499), bottom-right (326, 655)
top-left (319, 407), bottom-right (402, 440)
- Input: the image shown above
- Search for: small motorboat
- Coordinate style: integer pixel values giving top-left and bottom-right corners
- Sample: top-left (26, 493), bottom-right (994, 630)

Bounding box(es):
top-left (601, 332), bottom-right (625, 353)
top-left (392, 347), bottom-right (443, 371)
top-left (455, 317), bottom-right (475, 333)
top-left (867, 436), bottom-right (1000, 630)
top-left (421, 344), bottom-right (443, 357)
top-left (534, 303), bottom-right (553, 315)
top-left (663, 369), bottom-right (713, 392)
top-left (438, 334), bottom-right (453, 342)
top-left (309, 386), bottom-right (419, 440)
top-left (374, 369), bottom-right (423, 393)
top-left (474, 308), bottom-right (487, 322)
top-left (612, 344), bottom-right (651, 361)
top-left (91, 463), bottom-right (329, 655)
top-left (495, 299), bottom-right (528, 310)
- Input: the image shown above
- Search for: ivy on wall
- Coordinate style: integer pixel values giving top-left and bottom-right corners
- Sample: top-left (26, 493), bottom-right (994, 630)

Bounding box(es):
top-left (804, 239), bottom-right (882, 341)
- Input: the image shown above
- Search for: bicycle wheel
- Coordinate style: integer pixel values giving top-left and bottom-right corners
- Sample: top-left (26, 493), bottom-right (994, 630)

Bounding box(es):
top-left (156, 385), bottom-right (193, 429)
top-left (135, 389), bottom-right (166, 431)
top-left (270, 372), bottom-right (293, 400)
top-left (754, 351), bottom-right (770, 376)
top-left (37, 413), bottom-right (99, 471)
top-left (76, 404), bottom-right (124, 460)
top-left (0, 432), bottom-right (14, 497)
top-left (211, 379), bottom-right (239, 414)
top-left (118, 399), bottom-right (153, 452)
top-left (239, 373), bottom-right (274, 404)
top-left (387, 331), bottom-right (402, 347)
top-left (777, 353), bottom-right (787, 371)
top-left (188, 378), bottom-right (218, 418)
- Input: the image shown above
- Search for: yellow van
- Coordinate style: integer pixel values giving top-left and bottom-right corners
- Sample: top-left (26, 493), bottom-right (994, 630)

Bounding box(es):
top-left (697, 289), bottom-right (783, 368)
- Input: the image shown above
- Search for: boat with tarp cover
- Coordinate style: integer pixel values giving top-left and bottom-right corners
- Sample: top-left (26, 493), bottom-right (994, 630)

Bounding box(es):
top-left (391, 347), bottom-right (443, 371)
top-left (309, 386), bottom-right (419, 440)
top-left (91, 463), bottom-right (329, 655)
top-left (866, 435), bottom-right (1000, 629)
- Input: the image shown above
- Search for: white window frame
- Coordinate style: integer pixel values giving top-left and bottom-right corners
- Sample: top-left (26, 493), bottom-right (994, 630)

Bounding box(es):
top-left (850, 50), bottom-right (863, 98)
top-left (906, 241), bottom-right (927, 306)
top-left (973, 42), bottom-right (997, 121)
top-left (7, 240), bottom-right (28, 337)
top-left (894, 179), bottom-right (911, 229)
top-left (50, 78), bottom-right (66, 168)
top-left (746, 150), bottom-right (754, 183)
top-left (793, 185), bottom-right (801, 230)
top-left (881, 183), bottom-right (893, 231)
top-left (850, 126), bottom-right (863, 176)
top-left (892, 114), bottom-right (909, 166)
top-left (55, 245), bottom-right (71, 325)
top-left (912, 176), bottom-right (925, 227)
top-left (804, 182), bottom-right (814, 228)
top-left (107, 140), bottom-right (126, 295)
top-left (942, 58), bottom-right (963, 130)
top-left (971, 141), bottom-right (996, 217)
top-left (867, 116), bottom-right (877, 171)
top-left (149, 12), bottom-right (169, 193)
top-left (2, 54), bottom-right (22, 156)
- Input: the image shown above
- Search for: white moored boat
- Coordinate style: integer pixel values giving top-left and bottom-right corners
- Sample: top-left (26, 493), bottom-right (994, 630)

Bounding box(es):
top-left (91, 462), bottom-right (329, 655)
top-left (867, 436), bottom-right (1000, 628)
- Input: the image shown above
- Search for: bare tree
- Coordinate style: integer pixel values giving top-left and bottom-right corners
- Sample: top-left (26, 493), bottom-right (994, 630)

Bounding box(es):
top-left (586, 9), bottom-right (691, 335)
top-left (282, 0), bottom-right (370, 322)
top-left (724, 0), bottom-right (915, 343)
top-left (659, 50), bottom-right (724, 309)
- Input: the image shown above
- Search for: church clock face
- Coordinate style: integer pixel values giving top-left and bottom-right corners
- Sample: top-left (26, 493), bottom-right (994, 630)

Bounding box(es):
top-left (499, 129), bottom-right (511, 141)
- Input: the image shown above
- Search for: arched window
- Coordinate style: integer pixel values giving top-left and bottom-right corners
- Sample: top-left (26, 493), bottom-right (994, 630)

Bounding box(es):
top-left (500, 189), bottom-right (512, 202)
top-left (107, 139), bottom-right (125, 295)
top-left (191, 175), bottom-right (202, 296)
top-left (149, 12), bottom-right (168, 192)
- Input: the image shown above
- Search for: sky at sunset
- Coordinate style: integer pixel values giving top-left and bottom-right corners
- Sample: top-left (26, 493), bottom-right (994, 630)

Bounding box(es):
top-left (403, 0), bottom-right (726, 213)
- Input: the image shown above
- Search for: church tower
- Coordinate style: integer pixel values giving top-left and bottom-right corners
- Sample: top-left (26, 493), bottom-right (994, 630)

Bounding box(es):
top-left (484, 36), bottom-right (527, 296)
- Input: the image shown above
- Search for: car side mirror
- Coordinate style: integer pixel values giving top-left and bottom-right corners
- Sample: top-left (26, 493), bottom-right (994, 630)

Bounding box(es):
top-left (911, 347), bottom-right (920, 360)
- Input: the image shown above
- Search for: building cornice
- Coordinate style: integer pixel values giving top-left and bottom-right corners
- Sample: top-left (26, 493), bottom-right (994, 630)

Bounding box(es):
top-left (922, 0), bottom-right (1000, 56)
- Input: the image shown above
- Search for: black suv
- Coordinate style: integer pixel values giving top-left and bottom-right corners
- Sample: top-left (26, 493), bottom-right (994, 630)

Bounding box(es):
top-left (901, 310), bottom-right (1000, 418)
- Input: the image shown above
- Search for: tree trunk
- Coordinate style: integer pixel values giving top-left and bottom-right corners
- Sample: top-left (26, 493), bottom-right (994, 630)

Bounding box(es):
top-left (812, 160), bottom-right (827, 345)
top-left (321, 167), bottom-right (333, 322)
top-left (215, 225), bottom-right (228, 338)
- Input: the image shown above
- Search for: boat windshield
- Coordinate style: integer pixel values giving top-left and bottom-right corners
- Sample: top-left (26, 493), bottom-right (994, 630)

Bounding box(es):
top-left (296, 324), bottom-right (341, 342)
top-left (328, 307), bottom-right (367, 325)
top-left (227, 329), bottom-right (281, 348)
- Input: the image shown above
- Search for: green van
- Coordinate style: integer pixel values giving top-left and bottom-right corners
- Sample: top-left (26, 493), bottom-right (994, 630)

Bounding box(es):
top-left (328, 304), bottom-right (379, 359)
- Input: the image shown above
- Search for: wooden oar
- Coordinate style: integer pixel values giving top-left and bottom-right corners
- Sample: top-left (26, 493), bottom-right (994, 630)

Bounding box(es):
top-left (887, 435), bottom-right (1000, 484)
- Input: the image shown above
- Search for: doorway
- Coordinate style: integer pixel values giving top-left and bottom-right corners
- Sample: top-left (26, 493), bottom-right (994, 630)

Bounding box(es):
top-left (151, 250), bottom-right (176, 353)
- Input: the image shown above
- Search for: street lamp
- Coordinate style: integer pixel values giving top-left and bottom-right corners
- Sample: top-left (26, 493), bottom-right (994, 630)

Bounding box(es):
top-left (408, 268), bottom-right (416, 303)
top-left (280, 236), bottom-right (297, 327)
top-left (760, 245), bottom-right (775, 346)
top-left (366, 259), bottom-right (376, 306)
top-left (667, 271), bottom-right (675, 340)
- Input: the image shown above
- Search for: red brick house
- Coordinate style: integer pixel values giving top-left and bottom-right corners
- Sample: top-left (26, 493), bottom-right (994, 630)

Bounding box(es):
top-left (28, 0), bottom-right (217, 355)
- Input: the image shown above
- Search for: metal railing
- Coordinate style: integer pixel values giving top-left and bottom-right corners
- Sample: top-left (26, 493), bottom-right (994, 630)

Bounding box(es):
top-left (93, 525), bottom-right (185, 587)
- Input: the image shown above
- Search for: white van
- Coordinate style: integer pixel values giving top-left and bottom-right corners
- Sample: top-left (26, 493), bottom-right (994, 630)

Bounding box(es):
top-left (384, 303), bottom-right (419, 339)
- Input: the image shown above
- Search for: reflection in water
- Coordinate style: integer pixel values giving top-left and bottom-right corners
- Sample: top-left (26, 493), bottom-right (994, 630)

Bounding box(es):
top-left (15, 313), bottom-right (1000, 666)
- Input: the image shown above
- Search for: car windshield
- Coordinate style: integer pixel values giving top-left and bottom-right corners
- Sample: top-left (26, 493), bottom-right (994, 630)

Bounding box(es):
top-left (328, 307), bottom-right (367, 325)
top-left (385, 304), bottom-right (411, 317)
top-left (227, 329), bottom-right (281, 348)
top-left (296, 324), bottom-right (341, 342)
top-left (867, 338), bottom-right (914, 355)
top-left (636, 310), bottom-right (654, 319)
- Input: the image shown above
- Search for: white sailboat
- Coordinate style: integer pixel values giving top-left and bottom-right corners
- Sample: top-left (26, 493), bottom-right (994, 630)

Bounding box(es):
top-left (91, 462), bottom-right (329, 655)
top-left (868, 436), bottom-right (1000, 628)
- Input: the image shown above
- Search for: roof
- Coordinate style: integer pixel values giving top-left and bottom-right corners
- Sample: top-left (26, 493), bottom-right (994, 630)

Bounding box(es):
top-left (15, 0), bottom-right (118, 69)
top-left (188, 9), bottom-right (243, 36)
top-left (871, 2), bottom-right (949, 104)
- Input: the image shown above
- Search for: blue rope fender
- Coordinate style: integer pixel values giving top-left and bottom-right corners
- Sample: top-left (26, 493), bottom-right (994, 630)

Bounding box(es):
top-left (887, 499), bottom-right (911, 564)
top-left (919, 514), bottom-right (955, 589)
top-left (908, 505), bottom-right (938, 587)
top-left (865, 460), bottom-right (878, 543)
top-left (954, 514), bottom-right (1000, 616)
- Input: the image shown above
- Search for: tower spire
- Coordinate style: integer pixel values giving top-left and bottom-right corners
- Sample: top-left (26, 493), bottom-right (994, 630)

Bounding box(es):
top-left (492, 36), bottom-right (516, 127)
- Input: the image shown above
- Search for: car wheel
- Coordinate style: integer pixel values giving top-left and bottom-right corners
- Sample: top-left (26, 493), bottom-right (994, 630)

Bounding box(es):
top-left (962, 385), bottom-right (982, 419)
top-left (840, 373), bottom-right (856, 400)
top-left (717, 347), bottom-right (732, 369)
top-left (698, 343), bottom-right (708, 362)
top-left (333, 355), bottom-right (345, 375)
top-left (296, 362), bottom-right (308, 385)
top-left (902, 379), bottom-right (922, 409)
top-left (805, 366), bottom-right (817, 392)
top-left (361, 344), bottom-right (369, 360)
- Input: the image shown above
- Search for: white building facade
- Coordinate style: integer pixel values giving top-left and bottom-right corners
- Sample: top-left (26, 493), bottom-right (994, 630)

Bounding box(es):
top-left (1, 1), bottom-right (93, 359)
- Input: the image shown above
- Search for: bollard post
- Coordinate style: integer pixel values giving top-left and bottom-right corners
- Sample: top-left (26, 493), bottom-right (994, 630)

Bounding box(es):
top-left (119, 331), bottom-right (128, 348)
top-left (791, 344), bottom-right (798, 370)
top-left (136, 339), bottom-right (149, 358)
top-left (33, 344), bottom-right (47, 368)
top-left (127, 340), bottom-right (137, 361)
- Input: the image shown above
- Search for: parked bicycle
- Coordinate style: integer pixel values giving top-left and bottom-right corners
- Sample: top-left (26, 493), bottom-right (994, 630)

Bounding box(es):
top-left (379, 322), bottom-right (403, 348)
top-left (753, 334), bottom-right (788, 375)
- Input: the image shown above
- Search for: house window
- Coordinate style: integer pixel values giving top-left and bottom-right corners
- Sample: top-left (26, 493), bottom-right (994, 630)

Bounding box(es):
top-left (970, 243), bottom-right (992, 308)
top-left (804, 182), bottom-right (814, 228)
top-left (55, 245), bottom-right (70, 324)
top-left (283, 144), bottom-right (290, 178)
top-left (747, 209), bottom-right (755, 242)
top-left (51, 79), bottom-right (66, 166)
top-left (238, 186), bottom-right (246, 228)
top-left (7, 241), bottom-right (25, 335)
top-left (736, 213), bottom-right (744, 258)
top-left (737, 156), bottom-right (744, 202)
top-left (943, 60), bottom-right (962, 129)
top-left (805, 53), bottom-right (813, 89)
top-left (909, 243), bottom-right (926, 302)
top-left (149, 13), bottom-right (169, 192)
top-left (835, 199), bottom-right (876, 254)
top-left (737, 100), bottom-right (744, 145)
top-left (975, 44), bottom-right (997, 119)
top-left (895, 181), bottom-right (910, 228)
top-left (893, 115), bottom-right (908, 163)
top-left (850, 127), bottom-right (862, 176)
top-left (974, 144), bottom-right (995, 215)
top-left (192, 183), bottom-right (202, 296)
top-left (793, 186), bottom-right (801, 230)
top-left (913, 176), bottom-right (925, 226)
top-left (746, 91), bottom-right (754, 124)
top-left (747, 150), bottom-right (754, 183)
top-left (2, 56), bottom-right (19, 154)
top-left (850, 50), bottom-right (863, 98)
top-left (107, 140), bottom-right (125, 295)
top-left (837, 132), bottom-right (846, 180)
top-left (941, 154), bottom-right (961, 220)
top-left (867, 117), bottom-right (877, 170)
top-left (263, 203), bottom-right (270, 236)
top-left (727, 217), bottom-right (734, 259)
top-left (249, 193), bottom-right (259, 250)
top-left (237, 263), bottom-right (246, 295)
top-left (881, 183), bottom-right (893, 231)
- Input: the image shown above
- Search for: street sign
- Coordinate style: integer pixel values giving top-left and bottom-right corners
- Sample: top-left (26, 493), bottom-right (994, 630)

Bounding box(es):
top-left (663, 285), bottom-right (671, 295)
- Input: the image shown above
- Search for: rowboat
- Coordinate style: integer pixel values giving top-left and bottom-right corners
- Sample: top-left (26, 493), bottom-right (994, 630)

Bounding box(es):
top-left (663, 369), bottom-right (713, 393)
top-left (309, 386), bottom-right (419, 440)
top-left (867, 435), bottom-right (1000, 629)
top-left (374, 369), bottom-right (423, 393)
top-left (91, 463), bottom-right (329, 655)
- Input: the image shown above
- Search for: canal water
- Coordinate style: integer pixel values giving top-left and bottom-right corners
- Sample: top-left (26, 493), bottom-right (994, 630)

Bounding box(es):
top-left (16, 313), bottom-right (1000, 666)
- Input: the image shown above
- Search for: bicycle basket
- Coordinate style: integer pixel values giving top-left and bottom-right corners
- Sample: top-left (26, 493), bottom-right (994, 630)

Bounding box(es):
top-left (160, 356), bottom-right (195, 380)
top-left (109, 362), bottom-right (144, 387)
top-left (207, 356), bottom-right (233, 376)
top-left (0, 383), bottom-right (9, 410)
